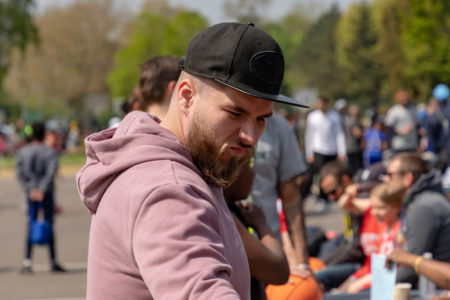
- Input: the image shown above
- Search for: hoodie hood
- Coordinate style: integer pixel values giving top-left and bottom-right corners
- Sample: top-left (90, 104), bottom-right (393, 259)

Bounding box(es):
top-left (76, 111), bottom-right (197, 214)
top-left (404, 168), bottom-right (443, 207)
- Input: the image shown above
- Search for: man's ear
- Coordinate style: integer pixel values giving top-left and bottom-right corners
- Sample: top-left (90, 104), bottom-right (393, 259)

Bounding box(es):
top-left (404, 172), bottom-right (414, 187)
top-left (177, 79), bottom-right (194, 115)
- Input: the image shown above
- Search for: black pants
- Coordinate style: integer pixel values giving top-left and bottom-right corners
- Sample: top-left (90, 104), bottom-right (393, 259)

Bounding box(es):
top-left (25, 193), bottom-right (56, 262)
top-left (347, 151), bottom-right (363, 177)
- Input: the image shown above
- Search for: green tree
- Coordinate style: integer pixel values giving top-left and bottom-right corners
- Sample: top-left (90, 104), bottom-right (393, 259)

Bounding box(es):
top-left (263, 8), bottom-right (311, 95)
top-left (373, 0), bottom-right (450, 101)
top-left (5, 0), bottom-right (121, 117)
top-left (400, 0), bottom-right (450, 101)
top-left (107, 9), bottom-right (208, 99)
top-left (292, 4), bottom-right (342, 99)
top-left (0, 0), bottom-right (38, 85)
top-left (336, 2), bottom-right (383, 103)
top-left (372, 0), bottom-right (408, 99)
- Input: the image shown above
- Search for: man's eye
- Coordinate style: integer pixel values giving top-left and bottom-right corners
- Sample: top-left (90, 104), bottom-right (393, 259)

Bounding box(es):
top-left (257, 117), bottom-right (266, 123)
top-left (228, 111), bottom-right (241, 118)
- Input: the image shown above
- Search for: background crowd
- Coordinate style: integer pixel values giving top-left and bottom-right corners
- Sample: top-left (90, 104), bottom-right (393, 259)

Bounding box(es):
top-left (0, 0), bottom-right (449, 299)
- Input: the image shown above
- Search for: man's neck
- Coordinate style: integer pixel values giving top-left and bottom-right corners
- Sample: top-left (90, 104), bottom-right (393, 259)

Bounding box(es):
top-left (147, 104), bottom-right (169, 120)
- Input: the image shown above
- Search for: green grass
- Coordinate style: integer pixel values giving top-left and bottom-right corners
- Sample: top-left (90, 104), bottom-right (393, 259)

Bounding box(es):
top-left (0, 152), bottom-right (86, 170)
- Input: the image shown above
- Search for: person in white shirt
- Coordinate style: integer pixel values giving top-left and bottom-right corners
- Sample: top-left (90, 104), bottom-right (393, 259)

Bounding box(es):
top-left (384, 89), bottom-right (418, 153)
top-left (305, 97), bottom-right (347, 173)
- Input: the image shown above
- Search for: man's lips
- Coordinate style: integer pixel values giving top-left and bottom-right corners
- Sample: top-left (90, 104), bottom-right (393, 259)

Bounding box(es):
top-left (229, 146), bottom-right (245, 154)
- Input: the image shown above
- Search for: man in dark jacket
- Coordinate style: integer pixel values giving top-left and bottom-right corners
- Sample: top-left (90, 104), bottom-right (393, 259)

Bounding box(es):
top-left (16, 122), bottom-right (65, 273)
top-left (385, 152), bottom-right (450, 286)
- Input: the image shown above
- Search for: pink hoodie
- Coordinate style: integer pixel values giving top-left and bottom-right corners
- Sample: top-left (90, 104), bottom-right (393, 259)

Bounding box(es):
top-left (76, 111), bottom-right (250, 299)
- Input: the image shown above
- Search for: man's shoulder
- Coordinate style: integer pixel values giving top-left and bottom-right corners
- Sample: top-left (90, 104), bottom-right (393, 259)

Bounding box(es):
top-left (126, 160), bottom-right (212, 196)
top-left (407, 190), bottom-right (450, 216)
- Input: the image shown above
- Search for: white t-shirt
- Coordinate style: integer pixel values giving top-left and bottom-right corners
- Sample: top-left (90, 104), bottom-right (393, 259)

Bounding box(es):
top-left (304, 109), bottom-right (347, 157)
top-left (384, 104), bottom-right (418, 151)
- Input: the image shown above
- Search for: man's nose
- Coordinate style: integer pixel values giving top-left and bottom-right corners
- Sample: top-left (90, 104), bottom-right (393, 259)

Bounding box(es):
top-left (239, 121), bottom-right (259, 147)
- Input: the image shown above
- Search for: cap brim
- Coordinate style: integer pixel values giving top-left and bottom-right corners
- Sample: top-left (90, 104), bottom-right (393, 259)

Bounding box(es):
top-left (358, 180), bottom-right (378, 192)
top-left (215, 79), bottom-right (309, 108)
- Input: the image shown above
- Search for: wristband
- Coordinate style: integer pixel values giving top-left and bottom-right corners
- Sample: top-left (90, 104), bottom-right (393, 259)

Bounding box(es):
top-left (297, 264), bottom-right (311, 270)
top-left (414, 256), bottom-right (423, 274)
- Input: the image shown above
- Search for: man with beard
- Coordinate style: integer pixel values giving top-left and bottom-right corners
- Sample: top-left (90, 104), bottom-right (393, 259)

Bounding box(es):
top-left (385, 152), bottom-right (450, 286)
top-left (76, 22), bottom-right (307, 300)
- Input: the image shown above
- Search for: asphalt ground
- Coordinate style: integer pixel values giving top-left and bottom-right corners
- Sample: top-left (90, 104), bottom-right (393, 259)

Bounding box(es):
top-left (0, 170), bottom-right (343, 300)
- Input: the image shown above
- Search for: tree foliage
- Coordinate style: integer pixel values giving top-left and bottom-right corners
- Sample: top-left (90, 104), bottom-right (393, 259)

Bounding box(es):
top-left (107, 6), bottom-right (208, 99)
top-left (0, 0), bottom-right (38, 87)
top-left (292, 5), bottom-right (342, 99)
top-left (5, 0), bottom-right (121, 116)
top-left (372, 0), bottom-right (450, 102)
top-left (263, 9), bottom-right (311, 95)
top-left (400, 0), bottom-right (450, 101)
top-left (336, 2), bottom-right (383, 103)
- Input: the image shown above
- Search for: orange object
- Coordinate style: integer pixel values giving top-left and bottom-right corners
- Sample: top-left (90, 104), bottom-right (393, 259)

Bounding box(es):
top-left (266, 275), bottom-right (323, 300)
top-left (309, 257), bottom-right (326, 272)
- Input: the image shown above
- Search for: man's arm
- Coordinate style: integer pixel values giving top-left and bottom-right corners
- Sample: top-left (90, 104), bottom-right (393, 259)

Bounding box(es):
top-left (335, 116), bottom-right (347, 161)
top-left (279, 176), bottom-right (309, 269)
top-left (15, 150), bottom-right (32, 192)
top-left (304, 114), bottom-right (314, 163)
top-left (37, 150), bottom-right (58, 194)
top-left (133, 184), bottom-right (245, 299)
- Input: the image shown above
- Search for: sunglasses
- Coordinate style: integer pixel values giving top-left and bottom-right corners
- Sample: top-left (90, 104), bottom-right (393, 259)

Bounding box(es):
top-left (385, 170), bottom-right (406, 179)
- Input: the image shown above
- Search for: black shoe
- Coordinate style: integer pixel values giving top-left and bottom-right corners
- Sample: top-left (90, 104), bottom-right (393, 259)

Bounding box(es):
top-left (51, 263), bottom-right (66, 273)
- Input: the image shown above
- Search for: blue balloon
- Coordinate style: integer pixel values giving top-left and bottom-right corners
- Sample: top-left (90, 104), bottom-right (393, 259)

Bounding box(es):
top-left (433, 83), bottom-right (449, 101)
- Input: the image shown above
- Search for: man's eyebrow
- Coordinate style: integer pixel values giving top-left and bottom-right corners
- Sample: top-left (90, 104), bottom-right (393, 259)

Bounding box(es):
top-left (226, 104), bottom-right (273, 118)
top-left (259, 111), bottom-right (273, 118)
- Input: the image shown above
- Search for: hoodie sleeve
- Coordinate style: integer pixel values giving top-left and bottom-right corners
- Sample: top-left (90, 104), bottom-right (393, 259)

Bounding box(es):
top-left (397, 196), bottom-right (441, 284)
top-left (132, 183), bottom-right (242, 300)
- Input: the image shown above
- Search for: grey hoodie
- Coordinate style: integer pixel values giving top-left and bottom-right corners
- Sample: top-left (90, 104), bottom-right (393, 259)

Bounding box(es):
top-left (398, 169), bottom-right (450, 286)
top-left (76, 111), bottom-right (250, 299)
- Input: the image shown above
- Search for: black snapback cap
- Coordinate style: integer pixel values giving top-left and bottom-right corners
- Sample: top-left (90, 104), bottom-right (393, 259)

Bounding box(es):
top-left (180, 22), bottom-right (309, 108)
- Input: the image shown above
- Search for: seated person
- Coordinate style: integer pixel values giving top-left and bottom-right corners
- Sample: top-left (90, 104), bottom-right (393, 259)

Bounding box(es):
top-left (315, 162), bottom-right (386, 291)
top-left (337, 183), bottom-right (402, 293)
top-left (385, 152), bottom-right (450, 286)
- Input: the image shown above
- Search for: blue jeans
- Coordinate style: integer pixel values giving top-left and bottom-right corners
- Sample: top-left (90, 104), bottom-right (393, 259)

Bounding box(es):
top-left (315, 263), bottom-right (360, 291)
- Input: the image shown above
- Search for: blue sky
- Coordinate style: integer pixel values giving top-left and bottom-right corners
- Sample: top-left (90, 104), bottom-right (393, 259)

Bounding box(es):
top-left (35, 0), bottom-right (368, 23)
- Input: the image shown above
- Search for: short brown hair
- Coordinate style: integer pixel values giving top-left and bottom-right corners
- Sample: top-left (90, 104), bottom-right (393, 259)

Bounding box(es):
top-left (320, 160), bottom-right (352, 182)
top-left (140, 56), bottom-right (181, 109)
top-left (392, 152), bottom-right (428, 182)
top-left (370, 183), bottom-right (403, 208)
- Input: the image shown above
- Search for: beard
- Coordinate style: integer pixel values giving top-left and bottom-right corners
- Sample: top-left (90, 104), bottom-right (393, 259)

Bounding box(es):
top-left (186, 117), bottom-right (254, 188)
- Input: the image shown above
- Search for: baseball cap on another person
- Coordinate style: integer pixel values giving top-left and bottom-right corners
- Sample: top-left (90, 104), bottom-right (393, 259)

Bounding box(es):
top-left (334, 98), bottom-right (347, 111)
top-left (358, 162), bottom-right (387, 192)
top-left (180, 22), bottom-right (308, 108)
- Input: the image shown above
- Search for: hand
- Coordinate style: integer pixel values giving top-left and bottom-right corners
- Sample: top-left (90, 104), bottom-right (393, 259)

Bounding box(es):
top-left (306, 155), bottom-right (314, 164)
top-left (398, 123), bottom-right (413, 136)
top-left (429, 296), bottom-right (450, 300)
top-left (29, 188), bottom-right (44, 202)
top-left (289, 264), bottom-right (312, 279)
top-left (338, 155), bottom-right (347, 163)
top-left (385, 248), bottom-right (416, 269)
top-left (236, 201), bottom-right (267, 231)
top-left (289, 267), bottom-right (326, 295)
top-left (344, 184), bottom-right (360, 198)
